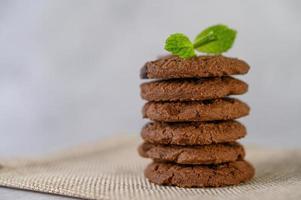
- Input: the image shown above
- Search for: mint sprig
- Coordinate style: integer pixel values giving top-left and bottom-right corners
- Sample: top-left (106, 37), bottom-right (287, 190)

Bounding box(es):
top-left (165, 33), bottom-right (196, 59)
top-left (164, 24), bottom-right (237, 59)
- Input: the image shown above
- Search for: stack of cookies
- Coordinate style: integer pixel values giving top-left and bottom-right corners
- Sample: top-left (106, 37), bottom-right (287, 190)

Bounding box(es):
top-left (138, 55), bottom-right (255, 187)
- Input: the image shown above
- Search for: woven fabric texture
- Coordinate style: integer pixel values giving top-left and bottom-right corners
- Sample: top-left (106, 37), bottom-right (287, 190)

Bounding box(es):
top-left (0, 136), bottom-right (301, 200)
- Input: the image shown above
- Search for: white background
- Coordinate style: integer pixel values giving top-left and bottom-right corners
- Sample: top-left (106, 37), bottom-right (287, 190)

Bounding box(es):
top-left (0, 0), bottom-right (301, 157)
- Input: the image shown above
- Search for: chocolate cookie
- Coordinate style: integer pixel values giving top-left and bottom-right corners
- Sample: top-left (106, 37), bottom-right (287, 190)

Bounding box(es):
top-left (142, 98), bottom-right (249, 122)
top-left (141, 55), bottom-right (250, 79)
top-left (141, 121), bottom-right (246, 145)
top-left (138, 142), bottom-right (245, 165)
top-left (140, 76), bottom-right (248, 101)
top-left (145, 160), bottom-right (255, 187)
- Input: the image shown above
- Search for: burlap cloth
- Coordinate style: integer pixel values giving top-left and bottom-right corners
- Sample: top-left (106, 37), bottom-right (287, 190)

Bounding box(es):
top-left (0, 135), bottom-right (300, 200)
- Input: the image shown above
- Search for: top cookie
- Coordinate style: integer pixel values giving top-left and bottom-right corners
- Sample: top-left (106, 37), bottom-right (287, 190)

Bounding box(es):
top-left (141, 55), bottom-right (250, 79)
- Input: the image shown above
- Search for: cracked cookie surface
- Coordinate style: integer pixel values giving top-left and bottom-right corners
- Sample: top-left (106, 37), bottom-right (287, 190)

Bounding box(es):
top-left (145, 160), bottom-right (255, 187)
top-left (138, 142), bottom-right (245, 164)
top-left (142, 97), bottom-right (250, 122)
top-left (140, 55), bottom-right (250, 79)
top-left (140, 77), bottom-right (248, 101)
top-left (141, 121), bottom-right (246, 145)
top-left (144, 160), bottom-right (255, 187)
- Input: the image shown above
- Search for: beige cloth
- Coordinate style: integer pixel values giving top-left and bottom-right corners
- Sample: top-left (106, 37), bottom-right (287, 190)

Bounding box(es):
top-left (0, 136), bottom-right (301, 200)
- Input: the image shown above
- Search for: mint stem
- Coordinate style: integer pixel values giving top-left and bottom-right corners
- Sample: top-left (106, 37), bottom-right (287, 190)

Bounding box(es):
top-left (193, 31), bottom-right (216, 48)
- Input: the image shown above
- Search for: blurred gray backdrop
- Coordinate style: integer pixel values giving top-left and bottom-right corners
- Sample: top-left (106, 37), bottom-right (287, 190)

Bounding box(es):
top-left (0, 0), bottom-right (300, 157)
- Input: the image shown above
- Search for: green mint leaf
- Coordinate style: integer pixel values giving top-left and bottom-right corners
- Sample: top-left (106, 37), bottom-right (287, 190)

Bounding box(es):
top-left (193, 24), bottom-right (236, 54)
top-left (164, 33), bottom-right (196, 59)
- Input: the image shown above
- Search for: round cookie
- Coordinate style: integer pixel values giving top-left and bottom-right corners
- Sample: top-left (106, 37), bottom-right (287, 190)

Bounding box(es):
top-left (145, 160), bottom-right (255, 187)
top-left (142, 98), bottom-right (250, 122)
top-left (138, 142), bottom-right (245, 165)
top-left (140, 76), bottom-right (248, 101)
top-left (140, 55), bottom-right (250, 79)
top-left (141, 121), bottom-right (246, 145)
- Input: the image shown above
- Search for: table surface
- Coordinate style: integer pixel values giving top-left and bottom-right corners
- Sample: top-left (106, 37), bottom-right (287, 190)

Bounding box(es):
top-left (0, 188), bottom-right (75, 200)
